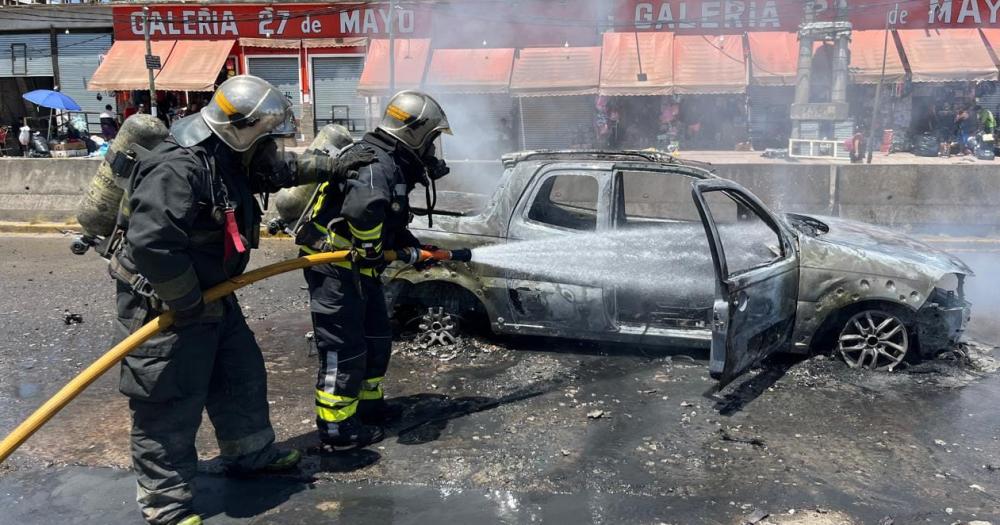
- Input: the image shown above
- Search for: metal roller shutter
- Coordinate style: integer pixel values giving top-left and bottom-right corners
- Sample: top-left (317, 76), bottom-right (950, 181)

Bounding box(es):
top-left (57, 33), bottom-right (112, 132)
top-left (748, 86), bottom-right (793, 150)
top-left (311, 56), bottom-right (366, 137)
top-left (437, 94), bottom-right (516, 160)
top-left (0, 34), bottom-right (52, 77)
top-left (247, 56), bottom-right (302, 118)
top-left (518, 96), bottom-right (595, 151)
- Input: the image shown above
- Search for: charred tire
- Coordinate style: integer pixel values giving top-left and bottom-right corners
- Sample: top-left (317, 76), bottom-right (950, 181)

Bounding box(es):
top-left (389, 281), bottom-right (490, 342)
top-left (829, 304), bottom-right (917, 371)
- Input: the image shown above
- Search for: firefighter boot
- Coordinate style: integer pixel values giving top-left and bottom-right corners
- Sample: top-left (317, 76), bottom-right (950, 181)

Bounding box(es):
top-left (321, 416), bottom-right (385, 448)
top-left (260, 449), bottom-right (303, 472)
top-left (225, 448), bottom-right (302, 477)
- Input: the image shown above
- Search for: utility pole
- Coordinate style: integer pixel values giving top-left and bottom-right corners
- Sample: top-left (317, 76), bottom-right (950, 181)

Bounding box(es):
top-left (142, 6), bottom-right (157, 117)
top-left (388, 0), bottom-right (396, 95)
top-left (867, 3), bottom-right (897, 164)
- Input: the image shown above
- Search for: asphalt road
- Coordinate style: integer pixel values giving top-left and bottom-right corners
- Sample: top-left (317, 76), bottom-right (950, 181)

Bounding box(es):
top-left (0, 235), bottom-right (998, 525)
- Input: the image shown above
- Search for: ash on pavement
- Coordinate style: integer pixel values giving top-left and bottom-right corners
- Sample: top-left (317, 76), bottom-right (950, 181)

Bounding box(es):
top-left (1, 236), bottom-right (998, 525)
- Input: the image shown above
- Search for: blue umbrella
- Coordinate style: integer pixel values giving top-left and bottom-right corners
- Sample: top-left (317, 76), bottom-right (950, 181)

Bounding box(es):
top-left (22, 89), bottom-right (81, 111)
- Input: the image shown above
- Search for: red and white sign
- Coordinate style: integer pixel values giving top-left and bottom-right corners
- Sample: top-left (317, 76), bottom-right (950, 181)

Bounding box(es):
top-left (621, 0), bottom-right (1000, 32)
top-left (113, 3), bottom-right (429, 40)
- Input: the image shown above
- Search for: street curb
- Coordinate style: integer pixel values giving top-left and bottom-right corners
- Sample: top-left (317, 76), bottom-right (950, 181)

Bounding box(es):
top-left (0, 222), bottom-right (291, 238)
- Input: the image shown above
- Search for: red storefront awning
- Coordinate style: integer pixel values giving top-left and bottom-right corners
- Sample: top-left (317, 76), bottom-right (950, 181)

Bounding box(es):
top-left (896, 29), bottom-right (998, 83)
top-left (980, 28), bottom-right (1000, 67)
top-left (848, 30), bottom-right (905, 84)
top-left (599, 32), bottom-right (672, 96)
top-left (509, 46), bottom-right (601, 97)
top-left (89, 40), bottom-right (234, 92)
top-left (357, 38), bottom-right (432, 96)
top-left (746, 32), bottom-right (798, 87)
top-left (88, 40), bottom-right (176, 91)
top-left (673, 35), bottom-right (746, 94)
top-left (424, 48), bottom-right (515, 94)
top-left (155, 41), bottom-right (234, 92)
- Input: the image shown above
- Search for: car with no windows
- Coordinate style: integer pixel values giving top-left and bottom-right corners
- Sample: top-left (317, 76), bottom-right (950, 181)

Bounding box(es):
top-left (385, 151), bottom-right (972, 387)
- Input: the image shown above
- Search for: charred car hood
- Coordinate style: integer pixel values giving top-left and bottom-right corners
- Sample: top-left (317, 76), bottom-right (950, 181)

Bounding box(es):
top-left (788, 214), bottom-right (973, 279)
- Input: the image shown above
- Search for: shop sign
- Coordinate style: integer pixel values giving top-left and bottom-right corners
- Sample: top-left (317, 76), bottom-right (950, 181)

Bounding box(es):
top-left (114, 3), bottom-right (427, 40)
top-left (621, 0), bottom-right (1000, 32)
top-left (145, 54), bottom-right (162, 70)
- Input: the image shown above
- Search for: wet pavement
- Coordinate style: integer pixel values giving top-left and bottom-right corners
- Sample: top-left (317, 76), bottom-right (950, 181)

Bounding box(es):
top-left (1, 235), bottom-right (999, 525)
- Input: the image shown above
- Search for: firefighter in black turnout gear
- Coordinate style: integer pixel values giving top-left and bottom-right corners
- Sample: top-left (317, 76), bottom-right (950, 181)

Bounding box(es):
top-left (297, 90), bottom-right (455, 448)
top-left (110, 75), bottom-right (375, 525)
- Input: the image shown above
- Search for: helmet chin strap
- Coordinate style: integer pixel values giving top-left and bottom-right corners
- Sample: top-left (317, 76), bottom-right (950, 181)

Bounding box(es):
top-left (424, 176), bottom-right (436, 228)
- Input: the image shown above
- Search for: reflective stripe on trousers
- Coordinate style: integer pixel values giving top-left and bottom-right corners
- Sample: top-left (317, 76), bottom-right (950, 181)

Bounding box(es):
top-left (304, 265), bottom-right (392, 430)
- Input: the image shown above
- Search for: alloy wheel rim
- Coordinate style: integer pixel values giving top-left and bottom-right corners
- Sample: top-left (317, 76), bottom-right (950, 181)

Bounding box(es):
top-left (837, 310), bottom-right (909, 371)
top-left (415, 306), bottom-right (458, 347)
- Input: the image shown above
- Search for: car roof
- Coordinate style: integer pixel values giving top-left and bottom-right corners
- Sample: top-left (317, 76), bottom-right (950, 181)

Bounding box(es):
top-left (500, 149), bottom-right (717, 175)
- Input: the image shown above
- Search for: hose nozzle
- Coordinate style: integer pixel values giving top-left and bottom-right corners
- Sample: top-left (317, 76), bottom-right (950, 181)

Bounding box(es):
top-left (385, 248), bottom-right (473, 264)
top-left (415, 248), bottom-right (472, 263)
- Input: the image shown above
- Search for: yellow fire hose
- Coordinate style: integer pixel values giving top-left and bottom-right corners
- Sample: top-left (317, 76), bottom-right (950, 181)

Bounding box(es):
top-left (0, 247), bottom-right (456, 463)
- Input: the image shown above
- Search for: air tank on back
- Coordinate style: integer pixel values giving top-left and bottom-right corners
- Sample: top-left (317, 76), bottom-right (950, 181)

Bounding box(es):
top-left (273, 124), bottom-right (355, 228)
top-left (76, 114), bottom-right (169, 240)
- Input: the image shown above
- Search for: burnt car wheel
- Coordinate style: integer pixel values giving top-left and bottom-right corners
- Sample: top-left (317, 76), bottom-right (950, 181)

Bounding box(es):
top-left (837, 310), bottom-right (910, 371)
top-left (414, 306), bottom-right (459, 347)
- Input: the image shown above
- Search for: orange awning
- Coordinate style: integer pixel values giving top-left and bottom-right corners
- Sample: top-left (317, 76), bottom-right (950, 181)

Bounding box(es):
top-left (896, 29), bottom-right (997, 82)
top-left (746, 32), bottom-right (798, 86)
top-left (980, 28), bottom-right (1000, 67)
top-left (599, 32), bottom-right (672, 96)
top-left (424, 48), bottom-right (515, 94)
top-left (155, 40), bottom-right (234, 92)
top-left (509, 46), bottom-right (601, 97)
top-left (357, 38), bottom-right (431, 96)
top-left (88, 40), bottom-right (233, 92)
top-left (848, 30), bottom-right (905, 84)
top-left (673, 35), bottom-right (746, 94)
top-left (88, 40), bottom-right (176, 91)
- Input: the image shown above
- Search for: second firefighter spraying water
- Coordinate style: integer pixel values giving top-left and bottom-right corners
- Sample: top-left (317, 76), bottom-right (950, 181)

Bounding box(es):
top-left (295, 91), bottom-right (470, 448)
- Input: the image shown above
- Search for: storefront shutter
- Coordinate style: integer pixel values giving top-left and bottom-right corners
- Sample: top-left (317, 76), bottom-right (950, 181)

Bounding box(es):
top-left (0, 34), bottom-right (52, 77)
top-left (748, 86), bottom-right (793, 150)
top-left (57, 33), bottom-right (112, 132)
top-left (247, 56), bottom-right (302, 119)
top-left (978, 87), bottom-right (1000, 118)
top-left (518, 96), bottom-right (595, 151)
top-left (311, 56), bottom-right (366, 137)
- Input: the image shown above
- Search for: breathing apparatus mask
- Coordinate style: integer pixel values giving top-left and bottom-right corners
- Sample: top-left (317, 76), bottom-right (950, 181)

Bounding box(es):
top-left (401, 136), bottom-right (450, 228)
top-left (246, 136), bottom-right (295, 188)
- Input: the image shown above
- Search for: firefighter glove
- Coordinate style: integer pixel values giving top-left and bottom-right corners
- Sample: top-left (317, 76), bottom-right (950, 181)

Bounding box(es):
top-left (172, 298), bottom-right (205, 326)
top-left (334, 145), bottom-right (377, 181)
top-left (396, 246), bottom-right (421, 265)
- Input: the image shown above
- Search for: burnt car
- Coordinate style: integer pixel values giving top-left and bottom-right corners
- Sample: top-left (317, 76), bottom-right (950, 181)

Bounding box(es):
top-left (385, 151), bottom-right (972, 387)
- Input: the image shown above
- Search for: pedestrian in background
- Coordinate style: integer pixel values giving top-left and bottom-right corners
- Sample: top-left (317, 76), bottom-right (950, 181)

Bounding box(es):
top-left (99, 104), bottom-right (118, 140)
top-left (976, 104), bottom-right (996, 135)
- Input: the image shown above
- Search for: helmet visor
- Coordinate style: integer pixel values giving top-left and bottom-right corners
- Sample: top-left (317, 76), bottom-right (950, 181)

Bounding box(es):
top-left (269, 109), bottom-right (296, 138)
